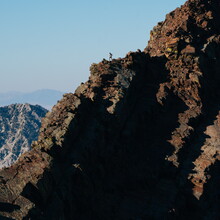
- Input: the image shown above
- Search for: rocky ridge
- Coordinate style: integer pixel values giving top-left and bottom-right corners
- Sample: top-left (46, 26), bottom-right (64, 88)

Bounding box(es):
top-left (0, 0), bottom-right (220, 219)
top-left (0, 104), bottom-right (48, 169)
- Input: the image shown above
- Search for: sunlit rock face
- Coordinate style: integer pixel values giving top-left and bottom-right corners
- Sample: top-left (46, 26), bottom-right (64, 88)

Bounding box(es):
top-left (1, 0), bottom-right (220, 219)
top-left (0, 104), bottom-right (47, 168)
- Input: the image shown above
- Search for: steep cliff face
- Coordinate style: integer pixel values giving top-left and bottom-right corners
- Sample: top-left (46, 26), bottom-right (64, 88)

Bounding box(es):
top-left (146, 0), bottom-right (220, 200)
top-left (0, 0), bottom-right (220, 219)
top-left (0, 104), bottom-right (47, 169)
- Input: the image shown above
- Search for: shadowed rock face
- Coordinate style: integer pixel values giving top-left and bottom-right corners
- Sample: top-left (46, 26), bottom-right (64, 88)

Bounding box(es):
top-left (1, 0), bottom-right (220, 219)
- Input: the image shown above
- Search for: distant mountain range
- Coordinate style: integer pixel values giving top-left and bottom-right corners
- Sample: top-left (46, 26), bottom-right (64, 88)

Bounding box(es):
top-left (0, 103), bottom-right (48, 169)
top-left (0, 89), bottom-right (64, 110)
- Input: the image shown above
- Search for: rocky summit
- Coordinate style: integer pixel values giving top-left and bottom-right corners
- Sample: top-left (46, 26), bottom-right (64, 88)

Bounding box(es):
top-left (0, 0), bottom-right (220, 219)
top-left (0, 104), bottom-right (47, 169)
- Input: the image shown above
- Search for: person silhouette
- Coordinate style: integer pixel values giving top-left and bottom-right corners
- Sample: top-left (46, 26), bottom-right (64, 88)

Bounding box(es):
top-left (109, 53), bottom-right (113, 61)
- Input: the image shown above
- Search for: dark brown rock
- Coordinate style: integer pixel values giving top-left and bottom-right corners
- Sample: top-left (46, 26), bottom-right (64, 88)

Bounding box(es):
top-left (1, 0), bottom-right (220, 219)
top-left (181, 45), bottom-right (196, 54)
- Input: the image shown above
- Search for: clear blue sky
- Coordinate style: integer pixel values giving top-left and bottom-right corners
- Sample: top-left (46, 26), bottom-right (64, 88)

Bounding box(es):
top-left (0, 0), bottom-right (186, 93)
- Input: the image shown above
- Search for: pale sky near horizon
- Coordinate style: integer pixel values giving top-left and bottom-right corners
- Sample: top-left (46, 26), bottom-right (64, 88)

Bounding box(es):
top-left (0, 0), bottom-right (186, 93)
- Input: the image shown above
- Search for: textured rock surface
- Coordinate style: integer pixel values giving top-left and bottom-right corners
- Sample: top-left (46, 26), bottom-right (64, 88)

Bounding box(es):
top-left (0, 0), bottom-right (220, 219)
top-left (0, 104), bottom-right (47, 169)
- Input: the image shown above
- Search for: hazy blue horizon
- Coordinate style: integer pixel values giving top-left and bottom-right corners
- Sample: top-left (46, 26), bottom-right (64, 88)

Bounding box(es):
top-left (1, 0), bottom-right (186, 93)
top-left (0, 89), bottom-right (64, 110)
top-left (0, 88), bottom-right (65, 95)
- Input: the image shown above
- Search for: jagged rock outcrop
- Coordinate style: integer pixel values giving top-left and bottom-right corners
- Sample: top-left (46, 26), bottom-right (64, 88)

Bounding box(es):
top-left (0, 0), bottom-right (220, 219)
top-left (0, 104), bottom-right (47, 169)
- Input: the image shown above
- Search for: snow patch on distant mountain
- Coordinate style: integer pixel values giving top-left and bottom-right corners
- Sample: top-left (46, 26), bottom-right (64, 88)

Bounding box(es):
top-left (0, 103), bottom-right (48, 169)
